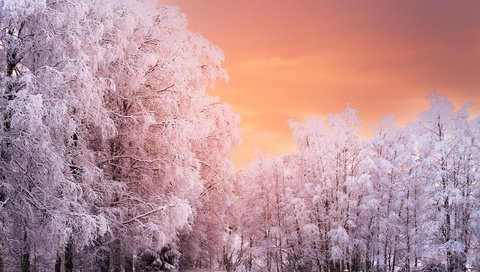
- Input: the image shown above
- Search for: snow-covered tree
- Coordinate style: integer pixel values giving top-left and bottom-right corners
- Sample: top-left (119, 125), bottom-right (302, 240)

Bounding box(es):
top-left (178, 96), bottom-right (240, 269)
top-left (0, 0), bottom-right (117, 270)
top-left (232, 95), bottom-right (480, 271)
top-left (1, 0), bottom-right (239, 271)
top-left (93, 4), bottom-right (240, 270)
top-left (365, 117), bottom-right (422, 271)
top-left (289, 108), bottom-right (366, 271)
top-left (413, 94), bottom-right (480, 271)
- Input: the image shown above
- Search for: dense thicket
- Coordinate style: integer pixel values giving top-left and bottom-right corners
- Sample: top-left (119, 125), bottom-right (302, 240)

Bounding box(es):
top-left (0, 0), bottom-right (239, 271)
top-left (228, 95), bottom-right (480, 272)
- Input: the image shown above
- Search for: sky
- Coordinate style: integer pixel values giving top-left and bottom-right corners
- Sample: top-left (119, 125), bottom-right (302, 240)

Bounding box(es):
top-left (165, 0), bottom-right (480, 170)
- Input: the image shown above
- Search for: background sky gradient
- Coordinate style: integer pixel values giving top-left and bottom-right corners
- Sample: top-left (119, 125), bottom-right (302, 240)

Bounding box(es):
top-left (166, 0), bottom-right (480, 169)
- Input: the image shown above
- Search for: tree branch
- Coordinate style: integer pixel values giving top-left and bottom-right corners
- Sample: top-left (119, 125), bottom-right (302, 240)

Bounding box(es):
top-left (121, 205), bottom-right (174, 225)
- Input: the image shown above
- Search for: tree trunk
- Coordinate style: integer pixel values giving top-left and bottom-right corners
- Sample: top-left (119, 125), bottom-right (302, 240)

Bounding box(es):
top-left (54, 253), bottom-right (62, 272)
top-left (21, 250), bottom-right (30, 272)
top-left (21, 231), bottom-right (30, 272)
top-left (405, 188), bottom-right (411, 272)
top-left (111, 238), bottom-right (122, 272)
top-left (444, 195), bottom-right (453, 272)
top-left (96, 241), bottom-right (110, 272)
top-left (125, 254), bottom-right (134, 272)
top-left (65, 239), bottom-right (74, 272)
top-left (0, 249), bottom-right (4, 272)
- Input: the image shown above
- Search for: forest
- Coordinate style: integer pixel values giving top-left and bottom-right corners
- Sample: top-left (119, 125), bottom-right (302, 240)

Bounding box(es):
top-left (0, 0), bottom-right (479, 271)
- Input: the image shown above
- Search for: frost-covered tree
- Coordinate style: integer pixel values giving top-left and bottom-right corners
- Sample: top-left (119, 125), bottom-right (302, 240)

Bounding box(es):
top-left (413, 94), bottom-right (480, 271)
top-left (229, 156), bottom-right (291, 272)
top-left (90, 4), bottom-right (239, 270)
top-left (230, 109), bottom-right (369, 272)
top-left (0, 0), bottom-right (116, 270)
top-left (289, 108), bottom-right (366, 271)
top-left (232, 94), bottom-right (480, 272)
top-left (177, 96), bottom-right (240, 269)
top-left (365, 117), bottom-right (423, 271)
top-left (1, 0), bottom-right (239, 271)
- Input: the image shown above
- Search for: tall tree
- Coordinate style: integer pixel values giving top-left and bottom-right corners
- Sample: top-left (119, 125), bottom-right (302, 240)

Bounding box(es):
top-left (178, 96), bottom-right (240, 269)
top-left (414, 94), bottom-right (480, 271)
top-left (1, 0), bottom-right (239, 271)
top-left (0, 0), bottom-right (116, 270)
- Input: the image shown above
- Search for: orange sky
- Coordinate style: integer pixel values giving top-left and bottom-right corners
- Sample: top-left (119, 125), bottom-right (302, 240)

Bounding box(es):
top-left (166, 0), bottom-right (480, 170)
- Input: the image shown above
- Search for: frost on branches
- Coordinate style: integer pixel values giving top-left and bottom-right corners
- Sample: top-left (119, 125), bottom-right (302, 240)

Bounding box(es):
top-left (0, 0), bottom-right (239, 271)
top-left (228, 94), bottom-right (480, 272)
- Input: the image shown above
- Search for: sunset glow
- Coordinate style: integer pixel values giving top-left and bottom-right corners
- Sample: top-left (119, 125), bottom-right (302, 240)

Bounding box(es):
top-left (168, 0), bottom-right (480, 169)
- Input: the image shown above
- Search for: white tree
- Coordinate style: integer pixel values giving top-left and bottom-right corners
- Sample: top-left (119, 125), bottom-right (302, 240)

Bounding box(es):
top-left (1, 1), bottom-right (240, 271)
top-left (178, 96), bottom-right (240, 269)
top-left (413, 94), bottom-right (480, 271)
top-left (365, 117), bottom-right (423, 271)
top-left (233, 96), bottom-right (480, 271)
top-left (0, 0), bottom-right (117, 270)
top-left (289, 108), bottom-right (365, 271)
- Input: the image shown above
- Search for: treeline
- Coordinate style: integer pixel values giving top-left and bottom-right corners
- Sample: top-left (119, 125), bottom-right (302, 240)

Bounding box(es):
top-left (227, 96), bottom-right (480, 272)
top-left (1, 0), bottom-right (240, 271)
